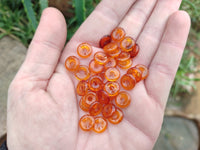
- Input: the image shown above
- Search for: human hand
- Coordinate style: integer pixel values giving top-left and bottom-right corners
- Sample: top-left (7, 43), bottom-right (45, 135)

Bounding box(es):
top-left (7, 0), bottom-right (190, 150)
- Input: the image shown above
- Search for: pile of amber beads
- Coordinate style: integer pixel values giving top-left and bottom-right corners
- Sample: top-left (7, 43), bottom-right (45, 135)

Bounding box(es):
top-left (65, 27), bottom-right (148, 133)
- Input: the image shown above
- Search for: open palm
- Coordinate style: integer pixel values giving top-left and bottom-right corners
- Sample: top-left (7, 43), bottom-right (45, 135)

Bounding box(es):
top-left (7, 0), bottom-right (190, 150)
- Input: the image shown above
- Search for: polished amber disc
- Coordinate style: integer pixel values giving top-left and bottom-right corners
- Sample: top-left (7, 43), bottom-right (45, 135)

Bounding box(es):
top-left (65, 56), bottom-right (80, 72)
top-left (135, 64), bottom-right (148, 80)
top-left (127, 67), bottom-right (142, 82)
top-left (94, 51), bottom-right (108, 65)
top-left (88, 75), bottom-right (104, 91)
top-left (104, 57), bottom-right (117, 70)
top-left (111, 27), bottom-right (126, 41)
top-left (120, 74), bottom-right (136, 90)
top-left (89, 59), bottom-right (104, 74)
top-left (93, 117), bottom-right (107, 133)
top-left (108, 108), bottom-right (123, 124)
top-left (105, 67), bottom-right (120, 81)
top-left (76, 80), bottom-right (89, 96)
top-left (120, 36), bottom-right (135, 52)
top-left (115, 91), bottom-right (131, 108)
top-left (104, 81), bottom-right (120, 96)
top-left (79, 115), bottom-right (94, 131)
top-left (77, 43), bottom-right (93, 58)
top-left (75, 65), bottom-right (90, 80)
top-left (99, 35), bottom-right (111, 48)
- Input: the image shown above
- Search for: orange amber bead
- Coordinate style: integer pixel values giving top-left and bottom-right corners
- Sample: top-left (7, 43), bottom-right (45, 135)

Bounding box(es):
top-left (111, 27), bottom-right (126, 42)
top-left (127, 67), bottom-right (142, 82)
top-left (103, 43), bottom-right (118, 54)
top-left (79, 97), bottom-right (90, 112)
top-left (97, 90), bottom-right (110, 105)
top-left (104, 57), bottom-right (117, 70)
top-left (108, 48), bottom-right (121, 58)
top-left (93, 117), bottom-right (107, 133)
top-left (88, 75), bottom-right (104, 91)
top-left (105, 67), bottom-right (120, 81)
top-left (115, 91), bottom-right (131, 108)
top-left (135, 64), bottom-right (148, 80)
top-left (108, 108), bottom-right (123, 124)
top-left (117, 52), bottom-right (130, 62)
top-left (77, 43), bottom-right (93, 58)
top-left (79, 115), bottom-right (94, 131)
top-left (65, 56), bottom-right (80, 72)
top-left (99, 35), bottom-right (111, 48)
top-left (130, 44), bottom-right (139, 58)
top-left (104, 81), bottom-right (120, 96)
top-left (102, 103), bottom-right (116, 118)
top-left (120, 74), bottom-right (136, 90)
top-left (76, 80), bottom-right (89, 96)
top-left (117, 59), bottom-right (132, 69)
top-left (89, 101), bottom-right (103, 116)
top-left (89, 59), bottom-right (104, 74)
top-left (94, 52), bottom-right (108, 65)
top-left (75, 65), bottom-right (90, 80)
top-left (120, 36), bottom-right (136, 52)
top-left (84, 91), bottom-right (98, 107)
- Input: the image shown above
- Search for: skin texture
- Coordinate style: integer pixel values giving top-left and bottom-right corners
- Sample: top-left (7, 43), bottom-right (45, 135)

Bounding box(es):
top-left (6, 0), bottom-right (190, 150)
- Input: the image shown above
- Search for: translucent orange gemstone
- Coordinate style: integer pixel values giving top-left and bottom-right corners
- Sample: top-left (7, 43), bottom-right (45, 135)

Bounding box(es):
top-left (108, 108), bottom-right (123, 124)
top-left (102, 103), bottom-right (116, 118)
top-left (120, 74), bottom-right (136, 90)
top-left (104, 81), bottom-right (120, 96)
top-left (135, 64), bottom-right (148, 80)
top-left (105, 67), bottom-right (120, 81)
top-left (117, 59), bottom-right (132, 69)
top-left (111, 27), bottom-right (126, 42)
top-left (103, 43), bottom-right (118, 54)
top-left (94, 52), bottom-right (108, 65)
top-left (117, 52), bottom-right (130, 62)
top-left (89, 59), bottom-right (104, 74)
top-left (65, 56), bottom-right (80, 72)
top-left (130, 44), bottom-right (139, 58)
top-left (93, 117), bottom-right (107, 133)
top-left (108, 48), bottom-right (121, 58)
top-left (115, 91), bottom-right (131, 108)
top-left (97, 90), bottom-right (110, 105)
top-left (75, 65), bottom-right (90, 80)
top-left (79, 115), bottom-right (94, 131)
top-left (89, 101), bottom-right (103, 116)
top-left (84, 91), bottom-right (98, 107)
top-left (79, 97), bottom-right (90, 112)
top-left (88, 75), bottom-right (104, 91)
top-left (104, 57), bottom-right (117, 70)
top-left (76, 80), bottom-right (89, 96)
top-left (77, 43), bottom-right (93, 58)
top-left (120, 36), bottom-right (136, 52)
top-left (127, 67), bottom-right (142, 82)
top-left (99, 35), bottom-right (111, 48)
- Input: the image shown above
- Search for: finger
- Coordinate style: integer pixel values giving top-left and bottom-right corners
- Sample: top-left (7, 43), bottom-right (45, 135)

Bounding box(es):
top-left (71, 0), bottom-right (137, 45)
top-left (133, 0), bottom-right (182, 66)
top-left (16, 8), bottom-right (67, 89)
top-left (59, 0), bottom-right (137, 64)
top-left (145, 11), bottom-right (191, 108)
top-left (119, 0), bottom-right (157, 39)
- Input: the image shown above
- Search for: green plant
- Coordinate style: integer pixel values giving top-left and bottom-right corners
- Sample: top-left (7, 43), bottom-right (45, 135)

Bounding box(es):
top-left (180, 0), bottom-right (200, 31)
top-left (0, 0), bottom-right (48, 46)
top-left (169, 29), bottom-right (200, 100)
top-left (66, 0), bottom-right (100, 40)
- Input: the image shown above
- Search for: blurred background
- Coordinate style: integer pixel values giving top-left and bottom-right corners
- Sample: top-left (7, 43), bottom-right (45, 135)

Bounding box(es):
top-left (0, 0), bottom-right (200, 149)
